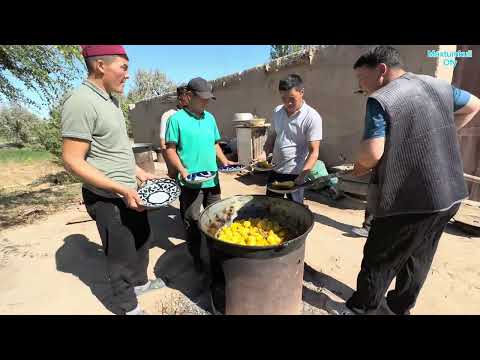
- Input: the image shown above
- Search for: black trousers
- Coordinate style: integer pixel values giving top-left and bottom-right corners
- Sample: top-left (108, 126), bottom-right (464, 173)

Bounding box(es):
top-left (82, 188), bottom-right (151, 315)
top-left (179, 185), bottom-right (221, 263)
top-left (346, 203), bottom-right (460, 315)
top-left (363, 209), bottom-right (374, 230)
top-left (179, 185), bottom-right (230, 313)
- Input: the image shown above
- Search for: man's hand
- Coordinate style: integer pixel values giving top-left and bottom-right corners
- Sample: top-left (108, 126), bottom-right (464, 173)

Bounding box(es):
top-left (179, 169), bottom-right (189, 181)
top-left (351, 161), bottom-right (371, 177)
top-left (355, 138), bottom-right (385, 172)
top-left (119, 186), bottom-right (145, 212)
top-left (296, 140), bottom-right (320, 185)
top-left (294, 173), bottom-right (307, 185)
top-left (222, 159), bottom-right (239, 167)
top-left (256, 151), bottom-right (267, 163)
top-left (165, 144), bottom-right (188, 181)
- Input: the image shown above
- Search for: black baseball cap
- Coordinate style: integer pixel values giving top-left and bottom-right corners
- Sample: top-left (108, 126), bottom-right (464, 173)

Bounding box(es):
top-left (186, 77), bottom-right (216, 100)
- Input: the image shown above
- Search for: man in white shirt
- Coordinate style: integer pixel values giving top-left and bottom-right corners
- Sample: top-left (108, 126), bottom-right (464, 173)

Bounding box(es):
top-left (258, 74), bottom-right (323, 204)
top-left (160, 86), bottom-right (189, 177)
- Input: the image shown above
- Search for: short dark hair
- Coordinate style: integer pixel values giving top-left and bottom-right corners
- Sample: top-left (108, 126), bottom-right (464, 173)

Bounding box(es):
top-left (85, 54), bottom-right (129, 74)
top-left (279, 74), bottom-right (304, 91)
top-left (353, 46), bottom-right (403, 69)
top-left (176, 86), bottom-right (188, 96)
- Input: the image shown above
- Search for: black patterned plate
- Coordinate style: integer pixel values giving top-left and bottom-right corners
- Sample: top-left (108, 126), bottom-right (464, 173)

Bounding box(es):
top-left (137, 178), bottom-right (181, 208)
top-left (218, 164), bottom-right (245, 173)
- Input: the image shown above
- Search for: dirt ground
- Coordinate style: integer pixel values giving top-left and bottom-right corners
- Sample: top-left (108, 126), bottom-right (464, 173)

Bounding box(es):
top-left (0, 162), bottom-right (479, 315)
top-left (0, 159), bottom-right (63, 191)
top-left (0, 159), bottom-right (81, 229)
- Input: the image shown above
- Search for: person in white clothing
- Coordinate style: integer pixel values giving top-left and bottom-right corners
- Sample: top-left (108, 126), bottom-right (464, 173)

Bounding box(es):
top-left (257, 74), bottom-right (323, 204)
top-left (160, 86), bottom-right (189, 178)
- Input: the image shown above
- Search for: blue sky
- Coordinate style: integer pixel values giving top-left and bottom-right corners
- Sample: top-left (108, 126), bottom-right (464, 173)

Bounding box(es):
top-left (5, 45), bottom-right (272, 119)
top-left (124, 45), bottom-right (272, 90)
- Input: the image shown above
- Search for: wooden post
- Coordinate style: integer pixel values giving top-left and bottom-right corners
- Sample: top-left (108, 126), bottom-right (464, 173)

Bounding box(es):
top-left (132, 143), bottom-right (155, 174)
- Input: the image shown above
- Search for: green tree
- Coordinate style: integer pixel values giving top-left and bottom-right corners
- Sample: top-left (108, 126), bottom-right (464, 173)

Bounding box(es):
top-left (119, 69), bottom-right (176, 138)
top-left (127, 69), bottom-right (176, 101)
top-left (269, 45), bottom-right (333, 59)
top-left (0, 45), bottom-right (84, 109)
top-left (0, 105), bottom-right (41, 144)
top-left (270, 45), bottom-right (305, 59)
top-left (115, 94), bottom-right (135, 138)
top-left (33, 105), bottom-right (63, 158)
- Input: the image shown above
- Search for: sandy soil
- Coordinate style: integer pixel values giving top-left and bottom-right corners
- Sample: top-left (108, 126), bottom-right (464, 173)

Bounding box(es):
top-left (1, 163), bottom-right (479, 315)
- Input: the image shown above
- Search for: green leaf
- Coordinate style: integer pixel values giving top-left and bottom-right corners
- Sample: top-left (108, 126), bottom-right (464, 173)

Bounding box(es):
top-left (0, 45), bottom-right (85, 109)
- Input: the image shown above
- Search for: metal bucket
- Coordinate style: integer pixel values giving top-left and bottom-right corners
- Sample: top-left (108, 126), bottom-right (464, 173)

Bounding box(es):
top-left (199, 195), bottom-right (314, 315)
top-left (132, 143), bottom-right (155, 174)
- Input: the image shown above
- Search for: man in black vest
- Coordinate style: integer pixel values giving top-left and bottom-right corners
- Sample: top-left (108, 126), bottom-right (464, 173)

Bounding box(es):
top-left (336, 46), bottom-right (480, 315)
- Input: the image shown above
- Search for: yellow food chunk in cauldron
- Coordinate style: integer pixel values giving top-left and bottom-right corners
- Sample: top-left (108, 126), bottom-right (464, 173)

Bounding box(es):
top-left (216, 218), bottom-right (289, 247)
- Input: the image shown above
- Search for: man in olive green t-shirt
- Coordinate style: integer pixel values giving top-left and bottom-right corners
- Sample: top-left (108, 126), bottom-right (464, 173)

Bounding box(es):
top-left (61, 45), bottom-right (162, 315)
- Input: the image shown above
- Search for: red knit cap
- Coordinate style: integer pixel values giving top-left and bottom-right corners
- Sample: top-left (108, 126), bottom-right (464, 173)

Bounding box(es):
top-left (80, 45), bottom-right (127, 58)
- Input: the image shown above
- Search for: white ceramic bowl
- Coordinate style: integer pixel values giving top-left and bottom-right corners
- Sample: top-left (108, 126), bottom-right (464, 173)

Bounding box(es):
top-left (233, 113), bottom-right (254, 121)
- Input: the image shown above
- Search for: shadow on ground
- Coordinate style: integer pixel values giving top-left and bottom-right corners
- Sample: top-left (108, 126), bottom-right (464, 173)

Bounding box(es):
top-left (444, 222), bottom-right (480, 238)
top-left (55, 234), bottom-right (117, 314)
top-left (233, 172), bottom-right (269, 187)
top-left (303, 262), bottom-right (355, 302)
top-left (306, 190), bottom-right (366, 211)
top-left (312, 212), bottom-right (368, 240)
top-left (147, 204), bottom-right (186, 251)
top-left (55, 204), bottom-right (202, 315)
top-left (153, 242), bottom-right (211, 313)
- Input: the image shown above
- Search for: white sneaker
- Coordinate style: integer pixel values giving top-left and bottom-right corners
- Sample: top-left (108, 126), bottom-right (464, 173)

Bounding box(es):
top-left (350, 227), bottom-right (369, 238)
top-left (134, 281), bottom-right (151, 296)
top-left (125, 305), bottom-right (148, 315)
top-left (134, 278), bottom-right (166, 296)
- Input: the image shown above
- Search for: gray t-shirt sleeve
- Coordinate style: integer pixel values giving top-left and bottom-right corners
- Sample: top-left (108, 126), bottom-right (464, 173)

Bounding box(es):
top-left (269, 106), bottom-right (281, 136)
top-left (61, 96), bottom-right (97, 142)
top-left (305, 110), bottom-right (323, 142)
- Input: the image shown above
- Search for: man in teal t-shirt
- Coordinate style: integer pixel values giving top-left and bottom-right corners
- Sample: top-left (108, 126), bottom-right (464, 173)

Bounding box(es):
top-left (165, 77), bottom-right (235, 277)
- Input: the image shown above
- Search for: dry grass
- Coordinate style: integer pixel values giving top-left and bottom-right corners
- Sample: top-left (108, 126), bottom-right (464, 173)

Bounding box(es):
top-left (0, 154), bottom-right (82, 230)
top-left (0, 183), bottom-right (82, 230)
top-left (0, 159), bottom-right (64, 191)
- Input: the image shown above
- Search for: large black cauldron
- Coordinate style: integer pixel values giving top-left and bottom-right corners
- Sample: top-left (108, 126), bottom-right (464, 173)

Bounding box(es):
top-left (199, 195), bottom-right (314, 315)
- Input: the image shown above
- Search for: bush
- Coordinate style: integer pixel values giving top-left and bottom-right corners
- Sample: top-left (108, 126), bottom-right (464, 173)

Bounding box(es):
top-left (0, 105), bottom-right (40, 145)
top-left (33, 106), bottom-right (62, 158)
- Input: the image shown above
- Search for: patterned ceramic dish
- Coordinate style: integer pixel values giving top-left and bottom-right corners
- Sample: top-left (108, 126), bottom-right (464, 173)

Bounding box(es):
top-left (185, 171), bottom-right (216, 184)
top-left (137, 178), bottom-right (181, 208)
top-left (218, 164), bottom-right (245, 173)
